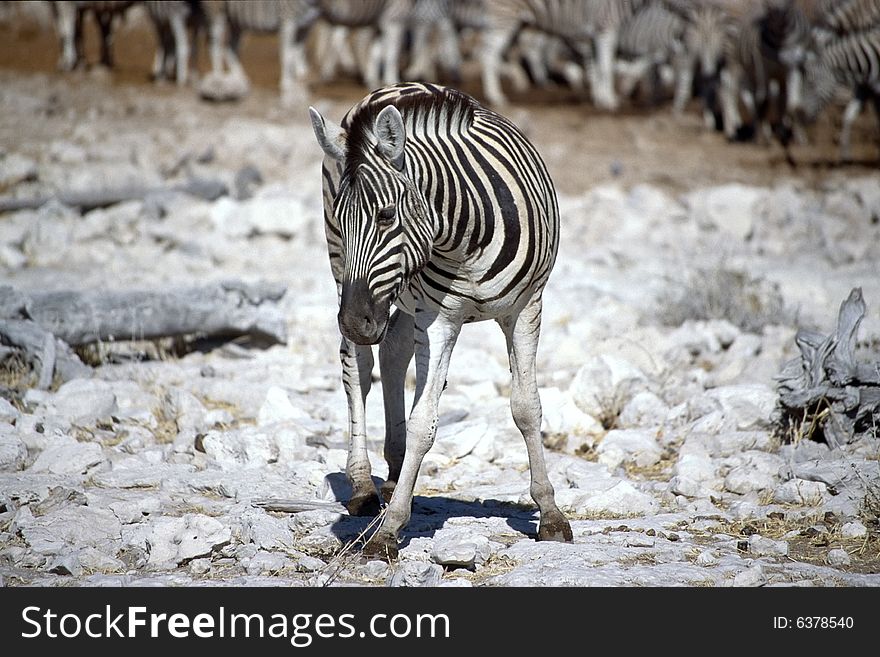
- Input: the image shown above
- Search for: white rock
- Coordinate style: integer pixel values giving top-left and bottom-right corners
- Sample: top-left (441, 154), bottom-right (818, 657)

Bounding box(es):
top-left (582, 480), bottom-right (659, 516)
top-left (241, 508), bottom-right (295, 550)
top-left (0, 426), bottom-right (27, 471)
top-left (245, 550), bottom-right (289, 576)
top-left (840, 522), bottom-right (867, 539)
top-left (706, 384), bottom-right (776, 431)
top-left (388, 561), bottom-right (444, 587)
top-left (748, 535), bottom-right (789, 557)
top-left (568, 354), bottom-right (646, 420)
top-left (733, 563), bottom-right (765, 587)
top-left (430, 529), bottom-right (491, 569)
top-left (0, 397), bottom-right (21, 424)
top-left (201, 425), bottom-right (310, 469)
top-left (617, 392), bottom-right (669, 429)
top-left (687, 184), bottom-right (763, 239)
top-left (123, 514), bottom-right (232, 566)
top-left (624, 535), bottom-right (655, 548)
top-left (772, 479), bottom-right (829, 506)
top-left (696, 549), bottom-right (718, 566)
top-left (826, 548), bottom-right (851, 567)
top-left (724, 467), bottom-right (777, 495)
top-left (257, 386), bottom-right (310, 426)
top-left (434, 420), bottom-right (497, 460)
top-left (596, 429), bottom-right (662, 469)
top-left (50, 379), bottom-right (118, 425)
top-left (540, 387), bottom-right (604, 443)
top-left (47, 552), bottom-right (83, 577)
top-left (675, 451), bottom-right (718, 483)
top-left (29, 440), bottom-right (104, 475)
top-left (165, 387), bottom-right (207, 434)
top-left (20, 506), bottom-right (122, 555)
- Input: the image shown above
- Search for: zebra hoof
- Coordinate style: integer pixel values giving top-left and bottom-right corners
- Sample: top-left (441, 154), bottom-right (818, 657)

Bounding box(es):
top-left (538, 513), bottom-right (573, 543)
top-left (380, 480), bottom-right (396, 503)
top-left (362, 532), bottom-right (399, 561)
top-left (346, 493), bottom-right (381, 517)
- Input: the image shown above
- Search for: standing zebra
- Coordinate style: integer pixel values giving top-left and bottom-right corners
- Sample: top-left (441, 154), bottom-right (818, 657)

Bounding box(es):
top-left (202, 0), bottom-right (318, 100)
top-left (308, 82), bottom-right (573, 558)
top-left (800, 24), bottom-right (880, 160)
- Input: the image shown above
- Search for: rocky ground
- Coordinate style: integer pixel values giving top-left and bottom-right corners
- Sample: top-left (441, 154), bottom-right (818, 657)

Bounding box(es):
top-left (1, 19), bottom-right (880, 586)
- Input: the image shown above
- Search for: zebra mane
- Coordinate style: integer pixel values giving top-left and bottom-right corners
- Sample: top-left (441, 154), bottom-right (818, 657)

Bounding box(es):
top-left (341, 85), bottom-right (477, 176)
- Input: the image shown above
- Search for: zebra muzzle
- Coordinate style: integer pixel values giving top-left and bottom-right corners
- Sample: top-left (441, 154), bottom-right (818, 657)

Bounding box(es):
top-left (338, 279), bottom-right (390, 345)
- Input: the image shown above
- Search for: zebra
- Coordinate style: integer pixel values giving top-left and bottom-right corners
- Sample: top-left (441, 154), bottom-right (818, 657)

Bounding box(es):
top-left (719, 0), bottom-right (812, 143)
top-left (799, 25), bottom-right (880, 160)
top-left (814, 0), bottom-right (880, 38)
top-left (51, 0), bottom-right (135, 72)
top-left (615, 1), bottom-right (690, 107)
top-left (144, 0), bottom-right (202, 86)
top-left (680, 3), bottom-right (737, 124)
top-left (201, 0), bottom-right (319, 100)
top-left (308, 82), bottom-right (573, 558)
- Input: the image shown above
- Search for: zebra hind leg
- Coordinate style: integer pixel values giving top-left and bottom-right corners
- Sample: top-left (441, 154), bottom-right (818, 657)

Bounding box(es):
top-left (340, 338), bottom-right (381, 517)
top-left (499, 298), bottom-right (572, 543)
top-left (378, 309), bottom-right (414, 502)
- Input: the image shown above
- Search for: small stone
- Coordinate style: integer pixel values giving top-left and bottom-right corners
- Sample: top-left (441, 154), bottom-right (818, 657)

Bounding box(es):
top-left (840, 522), bottom-right (867, 539)
top-left (0, 426), bottom-right (27, 471)
top-left (748, 535), bottom-right (788, 557)
top-left (733, 564), bottom-right (766, 587)
top-left (826, 548), bottom-right (851, 567)
top-left (624, 535), bottom-right (655, 548)
top-left (696, 549), bottom-right (718, 566)
top-left (772, 479), bottom-right (828, 505)
top-left (257, 386), bottom-right (309, 426)
top-left (431, 529), bottom-right (491, 569)
top-left (48, 553), bottom-right (82, 577)
top-left (189, 558), bottom-right (212, 575)
top-left (50, 379), bottom-right (118, 425)
top-left (596, 429), bottom-right (662, 469)
top-left (29, 441), bottom-right (104, 475)
top-left (388, 561), bottom-right (444, 587)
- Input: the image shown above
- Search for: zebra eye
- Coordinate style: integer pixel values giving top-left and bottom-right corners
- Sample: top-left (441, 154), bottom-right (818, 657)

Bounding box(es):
top-left (376, 205), bottom-right (396, 227)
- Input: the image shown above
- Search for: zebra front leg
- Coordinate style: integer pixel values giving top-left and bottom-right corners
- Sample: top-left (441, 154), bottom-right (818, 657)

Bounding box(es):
top-left (499, 297), bottom-right (572, 543)
top-left (379, 309), bottom-right (414, 502)
top-left (840, 96), bottom-right (863, 162)
top-left (364, 310), bottom-right (461, 560)
top-left (340, 337), bottom-right (381, 516)
top-left (170, 11), bottom-right (190, 86)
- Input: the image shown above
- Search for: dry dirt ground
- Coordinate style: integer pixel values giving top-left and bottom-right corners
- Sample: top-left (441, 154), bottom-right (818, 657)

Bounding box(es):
top-left (1, 8), bottom-right (879, 587)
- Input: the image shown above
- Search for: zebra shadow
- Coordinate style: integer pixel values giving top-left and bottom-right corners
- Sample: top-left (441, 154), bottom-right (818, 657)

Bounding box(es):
top-left (326, 489), bottom-right (540, 550)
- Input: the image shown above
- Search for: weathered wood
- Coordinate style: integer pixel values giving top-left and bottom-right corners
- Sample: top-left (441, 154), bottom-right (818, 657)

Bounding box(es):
top-left (22, 280), bottom-right (288, 346)
top-left (776, 287), bottom-right (880, 446)
top-left (251, 498), bottom-right (347, 514)
top-left (0, 318), bottom-right (90, 388)
top-left (0, 176), bottom-right (229, 213)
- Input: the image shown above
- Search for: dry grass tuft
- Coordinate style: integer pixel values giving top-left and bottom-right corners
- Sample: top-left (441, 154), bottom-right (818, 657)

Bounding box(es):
top-left (658, 266), bottom-right (796, 333)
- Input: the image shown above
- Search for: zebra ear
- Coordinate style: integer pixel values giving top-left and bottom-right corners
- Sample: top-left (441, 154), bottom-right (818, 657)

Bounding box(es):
top-left (308, 106), bottom-right (347, 161)
top-left (375, 105), bottom-right (406, 170)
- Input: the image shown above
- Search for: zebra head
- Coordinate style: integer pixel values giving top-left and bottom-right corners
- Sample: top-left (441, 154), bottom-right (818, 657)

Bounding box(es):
top-left (309, 103), bottom-right (432, 345)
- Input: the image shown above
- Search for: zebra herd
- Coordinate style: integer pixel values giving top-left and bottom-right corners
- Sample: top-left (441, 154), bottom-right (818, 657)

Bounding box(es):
top-left (42, 0), bottom-right (880, 156)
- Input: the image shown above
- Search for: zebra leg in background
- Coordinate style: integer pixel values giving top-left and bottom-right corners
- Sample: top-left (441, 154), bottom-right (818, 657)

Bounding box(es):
top-left (499, 297), bottom-right (572, 543)
top-left (54, 1), bottom-right (79, 71)
top-left (720, 68), bottom-right (744, 139)
top-left (672, 52), bottom-right (693, 115)
top-left (170, 10), bottom-right (190, 85)
top-left (839, 95), bottom-right (864, 162)
top-left (403, 22), bottom-right (437, 81)
top-left (340, 337), bottom-right (381, 517)
top-left (364, 310), bottom-right (461, 560)
top-left (378, 309), bottom-right (414, 502)
top-left (207, 11), bottom-right (226, 75)
top-left (520, 31), bottom-right (550, 88)
top-left (379, 20), bottom-right (405, 86)
top-left (480, 26), bottom-right (515, 106)
top-left (279, 17), bottom-right (297, 102)
top-left (592, 28), bottom-right (619, 111)
top-left (96, 9), bottom-right (116, 68)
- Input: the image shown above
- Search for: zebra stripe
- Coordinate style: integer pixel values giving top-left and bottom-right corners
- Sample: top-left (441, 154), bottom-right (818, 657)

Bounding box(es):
top-left (816, 0), bottom-right (880, 36)
top-left (309, 82), bottom-right (571, 554)
top-left (324, 82), bottom-right (558, 318)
